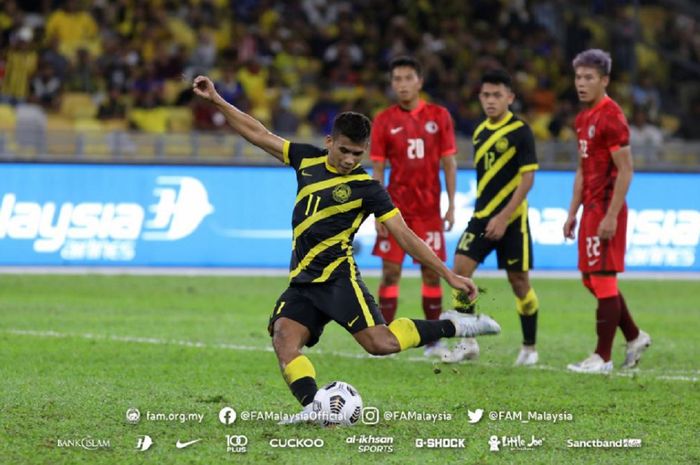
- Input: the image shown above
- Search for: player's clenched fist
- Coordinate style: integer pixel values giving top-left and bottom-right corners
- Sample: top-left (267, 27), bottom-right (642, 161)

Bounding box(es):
top-left (193, 75), bottom-right (217, 101)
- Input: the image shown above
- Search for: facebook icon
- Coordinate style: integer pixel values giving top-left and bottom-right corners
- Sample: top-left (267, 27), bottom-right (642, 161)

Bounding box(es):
top-left (219, 407), bottom-right (236, 425)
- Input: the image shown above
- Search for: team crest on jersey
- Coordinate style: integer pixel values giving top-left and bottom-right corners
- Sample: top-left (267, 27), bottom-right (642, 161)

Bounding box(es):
top-left (588, 125), bottom-right (596, 138)
top-left (332, 184), bottom-right (351, 203)
top-left (425, 121), bottom-right (439, 134)
top-left (495, 137), bottom-right (509, 153)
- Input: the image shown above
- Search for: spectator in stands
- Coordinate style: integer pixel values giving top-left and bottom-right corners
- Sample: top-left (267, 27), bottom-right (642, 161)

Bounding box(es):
top-left (215, 64), bottom-right (249, 110)
top-left (44, 0), bottom-right (100, 60)
top-left (1, 26), bottom-right (37, 104)
top-left (39, 35), bottom-right (70, 80)
top-left (676, 97), bottom-right (700, 140)
top-left (29, 62), bottom-right (62, 111)
top-left (630, 107), bottom-right (663, 163)
top-left (97, 87), bottom-right (126, 120)
top-left (66, 47), bottom-right (99, 93)
top-left (307, 84), bottom-right (340, 135)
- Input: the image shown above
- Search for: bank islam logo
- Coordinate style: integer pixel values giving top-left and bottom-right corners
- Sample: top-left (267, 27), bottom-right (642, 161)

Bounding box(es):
top-left (0, 176), bottom-right (214, 261)
top-left (135, 435), bottom-right (153, 451)
top-left (219, 407), bottom-right (237, 425)
top-left (468, 408), bottom-right (484, 424)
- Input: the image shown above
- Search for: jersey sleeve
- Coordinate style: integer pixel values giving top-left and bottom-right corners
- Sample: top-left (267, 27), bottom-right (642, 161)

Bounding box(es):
top-left (439, 108), bottom-right (457, 157)
top-left (283, 141), bottom-right (326, 170)
top-left (516, 125), bottom-right (539, 172)
top-left (602, 108), bottom-right (630, 153)
top-left (369, 113), bottom-right (387, 162)
top-left (364, 181), bottom-right (399, 222)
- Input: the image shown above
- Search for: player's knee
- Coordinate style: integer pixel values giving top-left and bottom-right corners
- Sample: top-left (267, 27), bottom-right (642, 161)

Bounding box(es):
top-left (271, 320), bottom-right (301, 363)
top-left (421, 268), bottom-right (440, 287)
top-left (381, 266), bottom-right (401, 287)
top-left (360, 330), bottom-right (400, 355)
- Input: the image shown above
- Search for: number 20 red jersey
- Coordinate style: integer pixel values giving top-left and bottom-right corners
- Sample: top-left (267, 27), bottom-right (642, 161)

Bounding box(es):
top-left (370, 100), bottom-right (456, 220)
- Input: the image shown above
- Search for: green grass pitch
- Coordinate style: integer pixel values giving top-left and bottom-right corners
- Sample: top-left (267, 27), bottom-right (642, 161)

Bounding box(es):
top-left (1, 274), bottom-right (698, 465)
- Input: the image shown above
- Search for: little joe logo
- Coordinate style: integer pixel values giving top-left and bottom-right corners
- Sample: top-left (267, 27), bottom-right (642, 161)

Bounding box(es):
top-left (489, 434), bottom-right (545, 452)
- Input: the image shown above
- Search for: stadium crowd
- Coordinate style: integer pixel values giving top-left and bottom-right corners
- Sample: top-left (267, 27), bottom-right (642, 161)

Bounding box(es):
top-left (0, 0), bottom-right (698, 147)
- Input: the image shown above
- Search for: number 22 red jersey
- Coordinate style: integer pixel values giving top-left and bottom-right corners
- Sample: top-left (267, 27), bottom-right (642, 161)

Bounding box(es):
top-left (370, 100), bottom-right (456, 220)
top-left (574, 95), bottom-right (630, 208)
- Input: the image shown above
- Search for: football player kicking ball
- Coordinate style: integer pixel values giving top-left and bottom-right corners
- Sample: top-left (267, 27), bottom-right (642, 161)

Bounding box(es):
top-left (564, 49), bottom-right (651, 374)
top-left (192, 75), bottom-right (501, 422)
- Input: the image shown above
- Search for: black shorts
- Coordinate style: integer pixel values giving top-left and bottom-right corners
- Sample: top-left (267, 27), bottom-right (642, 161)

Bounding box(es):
top-left (267, 277), bottom-right (385, 347)
top-left (455, 213), bottom-right (533, 271)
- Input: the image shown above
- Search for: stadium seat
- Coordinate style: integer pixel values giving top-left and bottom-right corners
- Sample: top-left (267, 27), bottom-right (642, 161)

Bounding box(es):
top-left (129, 107), bottom-right (169, 134)
top-left (0, 104), bottom-right (17, 130)
top-left (60, 92), bottom-right (98, 119)
top-left (167, 107), bottom-right (193, 132)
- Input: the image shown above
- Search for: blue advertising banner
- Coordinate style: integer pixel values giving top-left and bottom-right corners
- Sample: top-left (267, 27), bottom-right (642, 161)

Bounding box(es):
top-left (0, 163), bottom-right (698, 271)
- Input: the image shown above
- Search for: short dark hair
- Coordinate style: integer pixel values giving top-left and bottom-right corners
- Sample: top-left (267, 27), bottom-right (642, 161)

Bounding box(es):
top-left (572, 49), bottom-right (612, 76)
top-left (331, 112), bottom-right (371, 143)
top-left (481, 69), bottom-right (513, 89)
top-left (389, 56), bottom-right (422, 77)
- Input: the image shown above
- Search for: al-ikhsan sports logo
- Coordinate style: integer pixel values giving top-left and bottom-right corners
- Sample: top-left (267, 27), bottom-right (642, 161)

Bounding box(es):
top-left (0, 176), bottom-right (214, 261)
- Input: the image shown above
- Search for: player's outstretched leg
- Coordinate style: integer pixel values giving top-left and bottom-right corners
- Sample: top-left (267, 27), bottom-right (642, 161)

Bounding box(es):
top-left (354, 314), bottom-right (500, 357)
top-left (271, 318), bottom-right (318, 424)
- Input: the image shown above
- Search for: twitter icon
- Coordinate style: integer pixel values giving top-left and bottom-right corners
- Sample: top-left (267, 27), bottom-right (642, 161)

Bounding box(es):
top-left (468, 409), bottom-right (484, 424)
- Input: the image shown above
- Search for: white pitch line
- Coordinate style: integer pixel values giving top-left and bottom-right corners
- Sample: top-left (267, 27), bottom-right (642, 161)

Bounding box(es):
top-left (3, 328), bottom-right (698, 383)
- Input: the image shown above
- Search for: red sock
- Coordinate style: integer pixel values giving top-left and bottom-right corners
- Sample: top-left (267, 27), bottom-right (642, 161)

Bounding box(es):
top-left (594, 296), bottom-right (622, 361)
top-left (618, 293), bottom-right (640, 341)
top-left (421, 284), bottom-right (442, 320)
top-left (379, 285), bottom-right (399, 324)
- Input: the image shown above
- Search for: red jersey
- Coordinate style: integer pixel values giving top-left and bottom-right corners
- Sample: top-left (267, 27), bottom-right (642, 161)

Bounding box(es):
top-left (370, 100), bottom-right (456, 219)
top-left (574, 95), bottom-right (630, 207)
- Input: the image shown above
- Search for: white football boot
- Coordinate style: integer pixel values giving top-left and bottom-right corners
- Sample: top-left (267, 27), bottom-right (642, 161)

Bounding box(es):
top-left (423, 339), bottom-right (450, 358)
top-left (441, 338), bottom-right (480, 363)
top-left (621, 330), bottom-right (651, 369)
top-left (514, 346), bottom-right (539, 366)
top-left (440, 310), bottom-right (501, 338)
top-left (567, 353), bottom-right (613, 374)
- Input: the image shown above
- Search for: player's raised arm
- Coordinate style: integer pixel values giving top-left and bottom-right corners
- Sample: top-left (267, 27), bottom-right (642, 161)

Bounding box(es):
top-left (381, 213), bottom-right (478, 301)
top-left (192, 75), bottom-right (286, 161)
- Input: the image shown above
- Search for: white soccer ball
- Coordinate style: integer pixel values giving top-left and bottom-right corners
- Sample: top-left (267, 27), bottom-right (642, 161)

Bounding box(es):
top-left (313, 381), bottom-right (363, 426)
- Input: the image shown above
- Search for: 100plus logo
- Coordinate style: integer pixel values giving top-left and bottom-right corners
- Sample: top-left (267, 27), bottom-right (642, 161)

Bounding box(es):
top-left (0, 176), bottom-right (214, 261)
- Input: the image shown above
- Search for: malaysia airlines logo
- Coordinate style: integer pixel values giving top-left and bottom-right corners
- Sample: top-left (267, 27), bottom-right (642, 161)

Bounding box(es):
top-left (142, 177), bottom-right (214, 240)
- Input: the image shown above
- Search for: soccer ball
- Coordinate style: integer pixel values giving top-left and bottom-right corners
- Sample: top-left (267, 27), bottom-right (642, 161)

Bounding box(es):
top-left (313, 381), bottom-right (363, 426)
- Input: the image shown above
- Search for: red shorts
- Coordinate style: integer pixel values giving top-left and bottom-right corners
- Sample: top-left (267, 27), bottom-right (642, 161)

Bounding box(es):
top-left (372, 215), bottom-right (446, 265)
top-left (577, 204), bottom-right (627, 273)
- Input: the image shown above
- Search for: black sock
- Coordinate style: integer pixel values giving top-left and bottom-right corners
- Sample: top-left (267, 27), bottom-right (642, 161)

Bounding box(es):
top-left (289, 377), bottom-right (318, 406)
top-left (411, 319), bottom-right (455, 347)
top-left (520, 312), bottom-right (538, 346)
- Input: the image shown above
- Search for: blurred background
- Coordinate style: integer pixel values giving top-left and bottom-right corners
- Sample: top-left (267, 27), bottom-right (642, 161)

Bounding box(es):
top-left (0, 0), bottom-right (698, 168)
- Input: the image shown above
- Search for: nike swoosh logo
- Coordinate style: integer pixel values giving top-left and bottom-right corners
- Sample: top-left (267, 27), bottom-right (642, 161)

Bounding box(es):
top-left (176, 439), bottom-right (201, 449)
top-left (390, 127), bottom-right (403, 135)
top-left (588, 259), bottom-right (599, 266)
top-left (301, 170), bottom-right (312, 177)
top-left (507, 259), bottom-right (519, 265)
top-left (348, 315), bottom-right (360, 327)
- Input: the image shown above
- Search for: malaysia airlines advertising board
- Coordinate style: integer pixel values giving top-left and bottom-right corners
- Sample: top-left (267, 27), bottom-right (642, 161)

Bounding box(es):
top-left (0, 164), bottom-right (698, 271)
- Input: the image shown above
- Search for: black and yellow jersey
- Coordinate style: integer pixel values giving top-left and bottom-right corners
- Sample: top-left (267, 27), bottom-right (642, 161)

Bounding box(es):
top-left (282, 141), bottom-right (399, 284)
top-left (471, 111), bottom-right (538, 220)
